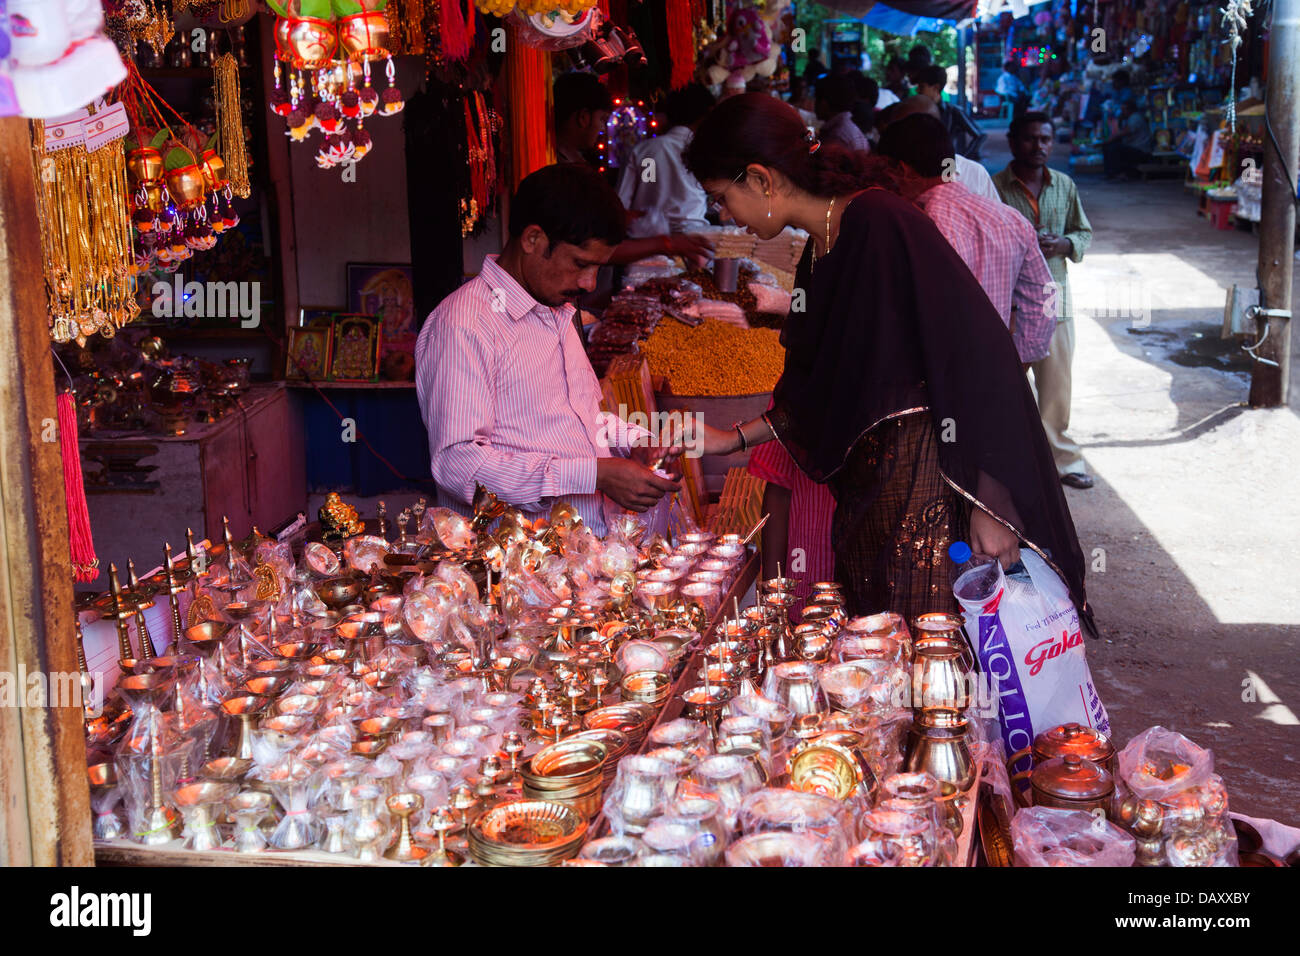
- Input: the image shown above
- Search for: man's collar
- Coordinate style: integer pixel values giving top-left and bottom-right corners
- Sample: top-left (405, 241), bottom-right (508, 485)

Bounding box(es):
top-left (479, 254), bottom-right (554, 322)
top-left (1006, 162), bottom-right (1052, 188)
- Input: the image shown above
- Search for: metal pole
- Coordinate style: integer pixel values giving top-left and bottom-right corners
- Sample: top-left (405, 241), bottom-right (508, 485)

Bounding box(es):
top-left (1249, 0), bottom-right (1299, 407)
top-left (958, 25), bottom-right (968, 112)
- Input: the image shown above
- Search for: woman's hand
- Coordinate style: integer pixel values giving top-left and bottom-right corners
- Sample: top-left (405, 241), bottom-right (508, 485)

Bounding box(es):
top-left (969, 508), bottom-right (1021, 569)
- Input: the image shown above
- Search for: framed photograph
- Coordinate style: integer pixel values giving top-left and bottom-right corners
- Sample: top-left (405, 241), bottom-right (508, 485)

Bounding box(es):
top-left (299, 306), bottom-right (338, 328)
top-left (1154, 128), bottom-right (1173, 151)
top-left (346, 262), bottom-right (416, 379)
top-left (286, 325), bottom-right (332, 381)
top-left (329, 313), bottom-right (381, 382)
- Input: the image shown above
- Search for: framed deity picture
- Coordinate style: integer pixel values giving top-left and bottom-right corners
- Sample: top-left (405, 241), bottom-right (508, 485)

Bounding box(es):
top-left (346, 262), bottom-right (416, 380)
top-left (285, 324), bottom-right (333, 381)
top-left (1154, 127), bottom-right (1173, 151)
top-left (299, 306), bottom-right (338, 328)
top-left (329, 313), bottom-right (382, 382)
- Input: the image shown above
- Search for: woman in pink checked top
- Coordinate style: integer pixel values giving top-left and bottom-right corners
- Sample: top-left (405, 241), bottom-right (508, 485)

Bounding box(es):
top-left (748, 425), bottom-right (835, 601)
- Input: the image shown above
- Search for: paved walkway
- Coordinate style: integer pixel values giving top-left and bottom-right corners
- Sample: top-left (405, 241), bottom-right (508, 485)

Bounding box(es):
top-left (979, 123), bottom-right (1300, 823)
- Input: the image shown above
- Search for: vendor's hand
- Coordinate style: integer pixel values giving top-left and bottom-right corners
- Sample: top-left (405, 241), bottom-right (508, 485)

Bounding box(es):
top-left (669, 233), bottom-right (715, 269)
top-left (630, 438), bottom-right (684, 480)
top-left (596, 458), bottom-right (679, 513)
top-left (969, 508), bottom-right (1021, 570)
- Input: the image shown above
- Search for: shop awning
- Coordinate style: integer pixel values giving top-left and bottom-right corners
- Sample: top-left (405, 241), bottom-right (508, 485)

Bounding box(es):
top-left (819, 1), bottom-right (979, 21)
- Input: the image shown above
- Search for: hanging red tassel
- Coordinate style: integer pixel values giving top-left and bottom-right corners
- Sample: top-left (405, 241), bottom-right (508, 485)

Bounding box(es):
top-left (504, 42), bottom-right (554, 190)
top-left (441, 0), bottom-right (471, 62)
top-left (57, 391), bottom-right (98, 582)
top-left (666, 0), bottom-right (697, 91)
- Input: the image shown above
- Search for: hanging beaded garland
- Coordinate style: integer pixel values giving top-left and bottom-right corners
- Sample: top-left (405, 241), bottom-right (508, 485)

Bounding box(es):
top-left (32, 119), bottom-right (139, 346)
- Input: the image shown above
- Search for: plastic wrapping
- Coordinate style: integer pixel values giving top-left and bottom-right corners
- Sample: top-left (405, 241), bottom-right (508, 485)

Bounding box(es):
top-left (726, 831), bottom-right (829, 866)
top-left (738, 788), bottom-right (856, 864)
top-left (1012, 806), bottom-right (1136, 867)
top-left (1114, 726), bottom-right (1237, 867)
top-left (602, 755), bottom-right (678, 835)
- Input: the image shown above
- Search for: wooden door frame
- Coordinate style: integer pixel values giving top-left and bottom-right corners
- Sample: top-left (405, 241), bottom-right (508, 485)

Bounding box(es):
top-left (0, 118), bottom-right (94, 866)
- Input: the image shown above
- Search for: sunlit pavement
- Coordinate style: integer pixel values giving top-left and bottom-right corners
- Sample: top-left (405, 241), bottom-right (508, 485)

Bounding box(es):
top-left (977, 124), bottom-right (1300, 821)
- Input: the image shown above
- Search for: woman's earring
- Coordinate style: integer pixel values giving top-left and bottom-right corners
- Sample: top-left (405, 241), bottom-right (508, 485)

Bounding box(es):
top-left (766, 191), bottom-right (772, 219)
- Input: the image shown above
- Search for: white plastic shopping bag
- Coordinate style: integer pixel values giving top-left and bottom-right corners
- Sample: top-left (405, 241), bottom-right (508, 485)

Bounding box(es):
top-left (953, 550), bottom-right (1109, 773)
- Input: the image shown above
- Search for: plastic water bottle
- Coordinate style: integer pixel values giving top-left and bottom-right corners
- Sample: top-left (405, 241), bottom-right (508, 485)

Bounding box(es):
top-left (948, 541), bottom-right (1002, 604)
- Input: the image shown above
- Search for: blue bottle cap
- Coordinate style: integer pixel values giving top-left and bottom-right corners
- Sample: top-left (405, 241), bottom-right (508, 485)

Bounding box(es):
top-left (948, 541), bottom-right (972, 564)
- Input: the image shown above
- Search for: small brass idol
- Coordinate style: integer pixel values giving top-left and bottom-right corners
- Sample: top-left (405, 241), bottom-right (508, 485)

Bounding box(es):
top-left (319, 492), bottom-right (365, 541)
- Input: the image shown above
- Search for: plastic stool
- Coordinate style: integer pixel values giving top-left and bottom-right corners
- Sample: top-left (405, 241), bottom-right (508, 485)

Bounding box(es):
top-left (1207, 198), bottom-right (1236, 230)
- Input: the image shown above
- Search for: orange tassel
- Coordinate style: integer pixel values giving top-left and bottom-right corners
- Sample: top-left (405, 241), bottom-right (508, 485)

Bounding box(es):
top-left (667, 0), bottom-right (696, 90)
top-left (504, 42), bottom-right (554, 190)
top-left (57, 391), bottom-right (98, 582)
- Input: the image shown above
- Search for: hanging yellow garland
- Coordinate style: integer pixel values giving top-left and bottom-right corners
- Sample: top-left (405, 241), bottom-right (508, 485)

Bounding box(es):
top-left (31, 120), bottom-right (139, 346)
top-left (213, 52), bottom-right (252, 198)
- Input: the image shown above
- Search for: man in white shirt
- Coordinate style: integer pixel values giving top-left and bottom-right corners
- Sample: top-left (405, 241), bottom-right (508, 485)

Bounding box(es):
top-left (415, 165), bottom-right (680, 534)
top-left (616, 84), bottom-right (714, 238)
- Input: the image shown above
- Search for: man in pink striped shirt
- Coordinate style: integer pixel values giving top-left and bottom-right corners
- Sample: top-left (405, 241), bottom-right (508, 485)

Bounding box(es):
top-left (876, 113), bottom-right (1055, 364)
top-left (415, 164), bottom-right (679, 535)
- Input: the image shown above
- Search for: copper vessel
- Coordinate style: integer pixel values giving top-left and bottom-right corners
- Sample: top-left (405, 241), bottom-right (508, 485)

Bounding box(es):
top-left (1020, 753), bottom-right (1115, 818)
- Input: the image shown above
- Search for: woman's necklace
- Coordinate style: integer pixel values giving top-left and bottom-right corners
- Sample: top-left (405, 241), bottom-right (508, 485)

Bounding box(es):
top-left (811, 196), bottom-right (836, 274)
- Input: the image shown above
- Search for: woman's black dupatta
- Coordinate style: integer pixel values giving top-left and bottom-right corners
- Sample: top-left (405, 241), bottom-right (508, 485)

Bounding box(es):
top-left (767, 188), bottom-right (1095, 634)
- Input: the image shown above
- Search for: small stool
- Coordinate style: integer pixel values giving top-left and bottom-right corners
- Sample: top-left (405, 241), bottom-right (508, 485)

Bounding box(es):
top-left (1207, 197), bottom-right (1236, 230)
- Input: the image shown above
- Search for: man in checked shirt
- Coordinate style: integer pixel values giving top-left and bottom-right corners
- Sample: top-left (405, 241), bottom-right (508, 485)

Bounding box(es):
top-left (875, 113), bottom-right (1056, 366)
top-left (415, 164), bottom-right (681, 533)
top-left (993, 111), bottom-right (1096, 490)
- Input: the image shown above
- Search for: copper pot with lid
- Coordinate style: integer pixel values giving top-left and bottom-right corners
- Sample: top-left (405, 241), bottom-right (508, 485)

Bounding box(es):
top-left (1015, 752), bottom-right (1115, 818)
top-left (1008, 722), bottom-right (1116, 775)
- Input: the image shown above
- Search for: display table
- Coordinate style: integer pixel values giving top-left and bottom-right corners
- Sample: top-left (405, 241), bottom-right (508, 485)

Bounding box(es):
top-left (79, 385), bottom-right (306, 589)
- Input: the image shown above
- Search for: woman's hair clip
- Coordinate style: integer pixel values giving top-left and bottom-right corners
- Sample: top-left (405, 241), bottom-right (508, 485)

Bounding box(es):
top-left (805, 128), bottom-right (821, 154)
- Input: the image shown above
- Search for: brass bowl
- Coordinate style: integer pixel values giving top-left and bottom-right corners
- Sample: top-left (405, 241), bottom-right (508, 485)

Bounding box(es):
top-left (467, 800), bottom-right (588, 866)
top-left (620, 670), bottom-right (670, 705)
top-left (222, 601), bottom-right (266, 623)
top-left (261, 715), bottom-right (310, 736)
top-left (87, 762), bottom-right (117, 787)
top-left (183, 620), bottom-right (231, 647)
top-left (356, 715), bottom-right (403, 737)
top-left (276, 694), bottom-right (321, 717)
top-left (220, 694), bottom-right (269, 717)
top-left (272, 641), bottom-right (321, 661)
top-left (249, 659), bottom-right (294, 676)
top-left (241, 675), bottom-right (290, 697)
top-left (174, 780), bottom-right (238, 808)
top-left (682, 684), bottom-right (732, 722)
top-left (352, 737), bottom-right (389, 758)
top-left (524, 739), bottom-right (608, 787)
top-left (583, 703), bottom-right (656, 740)
top-left (202, 757), bottom-right (253, 781)
top-left (788, 742), bottom-right (862, 800)
top-left (315, 576), bottom-right (363, 610)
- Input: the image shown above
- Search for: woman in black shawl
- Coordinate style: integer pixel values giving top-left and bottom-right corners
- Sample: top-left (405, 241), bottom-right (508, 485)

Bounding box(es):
top-left (683, 94), bottom-right (1093, 631)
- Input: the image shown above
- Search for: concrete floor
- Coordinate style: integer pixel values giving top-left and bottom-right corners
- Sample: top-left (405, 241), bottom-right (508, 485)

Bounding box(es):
top-left (979, 125), bottom-right (1300, 824)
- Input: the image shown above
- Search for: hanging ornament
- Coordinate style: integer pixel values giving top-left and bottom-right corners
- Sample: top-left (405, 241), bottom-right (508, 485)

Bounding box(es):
top-left (380, 55), bottom-right (404, 115)
top-left (57, 390), bottom-right (99, 582)
top-left (1219, 0), bottom-right (1252, 135)
top-left (359, 59), bottom-right (380, 116)
top-left (213, 52), bottom-right (251, 197)
top-left (33, 108), bottom-right (139, 346)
